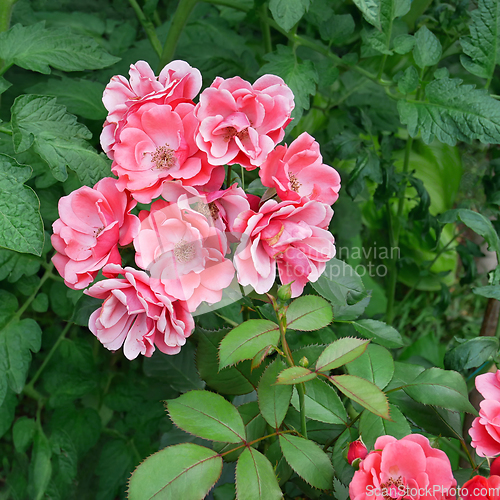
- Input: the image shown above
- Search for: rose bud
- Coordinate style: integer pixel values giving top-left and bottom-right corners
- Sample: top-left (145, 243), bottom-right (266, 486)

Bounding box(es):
top-left (491, 456), bottom-right (500, 476)
top-left (347, 440), bottom-right (368, 465)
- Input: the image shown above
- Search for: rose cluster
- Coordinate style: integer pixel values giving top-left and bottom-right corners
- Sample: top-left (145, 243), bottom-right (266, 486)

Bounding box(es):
top-left (51, 60), bottom-right (341, 359)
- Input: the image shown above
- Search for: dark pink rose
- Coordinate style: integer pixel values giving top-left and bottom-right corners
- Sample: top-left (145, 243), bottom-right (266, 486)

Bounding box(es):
top-left (259, 132), bottom-right (341, 205)
top-left (347, 440), bottom-right (368, 465)
top-left (461, 475), bottom-right (500, 500)
top-left (194, 75), bottom-right (294, 169)
top-left (349, 434), bottom-right (456, 500)
top-left (233, 198), bottom-right (335, 297)
top-left (86, 265), bottom-right (194, 359)
top-left (133, 196), bottom-right (235, 311)
top-left (492, 457), bottom-right (500, 476)
top-left (51, 177), bottom-right (139, 290)
top-left (101, 60), bottom-right (201, 158)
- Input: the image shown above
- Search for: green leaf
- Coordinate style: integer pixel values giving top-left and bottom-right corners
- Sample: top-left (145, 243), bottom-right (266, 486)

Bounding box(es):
top-left (278, 434), bottom-right (333, 490)
top-left (0, 248), bottom-right (40, 282)
top-left (0, 22), bottom-right (119, 74)
top-left (269, 0), bottom-right (310, 32)
top-left (346, 149), bottom-right (382, 200)
top-left (460, 0), bottom-right (500, 82)
top-left (474, 285), bottom-right (500, 299)
top-left (311, 258), bottom-right (368, 320)
top-left (352, 0), bottom-right (410, 29)
top-left (315, 337), bottom-right (369, 372)
top-left (0, 389), bottom-right (16, 438)
top-left (28, 428), bottom-right (52, 500)
top-left (346, 344), bottom-right (394, 389)
top-left (359, 404), bottom-right (410, 448)
top-left (143, 342), bottom-right (205, 393)
top-left (398, 66), bottom-right (419, 94)
top-left (236, 447), bottom-right (283, 500)
top-left (402, 367), bottom-right (477, 414)
top-left (259, 45), bottom-right (318, 121)
top-left (393, 34), bottom-right (415, 54)
top-left (360, 0), bottom-right (411, 56)
top-left (196, 327), bottom-right (262, 395)
top-left (219, 320), bottom-right (279, 369)
top-left (251, 345), bottom-right (276, 371)
top-left (0, 318), bottom-right (42, 393)
top-left (167, 391), bottom-right (246, 444)
top-left (276, 366), bottom-right (317, 385)
top-left (398, 77), bottom-right (500, 146)
top-left (128, 443), bottom-right (223, 500)
top-left (11, 95), bottom-right (110, 185)
top-left (413, 26), bottom-right (442, 68)
top-left (329, 374), bottom-right (390, 419)
top-left (13, 416), bottom-right (36, 453)
top-left (286, 295), bottom-right (333, 331)
top-left (440, 209), bottom-right (500, 255)
top-left (28, 77), bottom-right (107, 120)
top-left (352, 319), bottom-right (404, 348)
top-left (258, 359), bottom-right (292, 428)
top-left (0, 155), bottom-right (44, 256)
top-left (290, 378), bottom-right (347, 424)
top-left (444, 337), bottom-right (499, 371)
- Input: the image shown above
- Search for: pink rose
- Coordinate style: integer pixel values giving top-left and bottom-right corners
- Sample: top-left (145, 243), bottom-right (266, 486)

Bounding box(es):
top-left (470, 400), bottom-right (500, 457)
top-left (476, 371), bottom-right (500, 400)
top-left (161, 182), bottom-right (251, 237)
top-left (111, 100), bottom-right (218, 203)
top-left (51, 177), bottom-right (139, 290)
top-left (194, 75), bottom-right (294, 169)
top-left (259, 132), bottom-right (341, 205)
top-left (101, 60), bottom-right (201, 158)
top-left (85, 265), bottom-right (194, 359)
top-left (133, 196), bottom-right (235, 311)
top-left (233, 198), bottom-right (335, 297)
top-left (349, 434), bottom-right (456, 500)
top-left (461, 475), bottom-right (500, 500)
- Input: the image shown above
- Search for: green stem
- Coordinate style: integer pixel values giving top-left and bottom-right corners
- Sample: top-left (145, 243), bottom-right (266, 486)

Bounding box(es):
top-left (158, 0), bottom-right (198, 70)
top-left (296, 383), bottom-right (307, 438)
top-left (0, 124), bottom-right (11, 135)
top-left (259, 4), bottom-right (272, 54)
top-left (128, 0), bottom-right (163, 58)
top-left (385, 137), bottom-right (412, 325)
top-left (4, 264), bottom-right (54, 332)
top-left (25, 322), bottom-right (72, 391)
top-left (0, 0), bottom-right (17, 36)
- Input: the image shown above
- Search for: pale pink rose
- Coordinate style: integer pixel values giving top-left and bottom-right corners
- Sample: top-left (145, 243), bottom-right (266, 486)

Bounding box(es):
top-left (111, 101), bottom-right (219, 203)
top-left (161, 182), bottom-right (251, 237)
top-left (51, 177), bottom-right (139, 290)
top-left (101, 60), bottom-right (201, 158)
top-left (476, 371), bottom-right (500, 401)
top-left (470, 400), bottom-right (500, 457)
top-left (259, 132), bottom-right (341, 205)
top-left (233, 198), bottom-right (335, 297)
top-left (349, 435), bottom-right (456, 500)
top-left (194, 75), bottom-right (294, 169)
top-left (85, 264), bottom-right (194, 359)
top-left (133, 196), bottom-right (235, 311)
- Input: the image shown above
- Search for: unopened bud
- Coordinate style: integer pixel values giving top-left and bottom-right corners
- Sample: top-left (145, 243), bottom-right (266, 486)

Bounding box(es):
top-left (299, 356), bottom-right (309, 368)
top-left (347, 440), bottom-right (368, 465)
top-left (491, 456), bottom-right (500, 476)
top-left (277, 282), bottom-right (293, 302)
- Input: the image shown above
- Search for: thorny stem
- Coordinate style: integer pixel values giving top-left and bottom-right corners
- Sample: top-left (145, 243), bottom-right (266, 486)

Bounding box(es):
top-left (128, 0), bottom-right (163, 57)
top-left (158, 0), bottom-right (198, 70)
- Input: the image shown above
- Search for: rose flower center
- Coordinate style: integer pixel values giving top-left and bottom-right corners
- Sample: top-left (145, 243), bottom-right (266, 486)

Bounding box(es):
top-left (380, 477), bottom-right (406, 500)
top-left (151, 144), bottom-right (176, 170)
top-left (174, 239), bottom-right (196, 264)
top-left (288, 172), bottom-right (302, 192)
